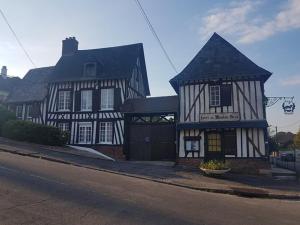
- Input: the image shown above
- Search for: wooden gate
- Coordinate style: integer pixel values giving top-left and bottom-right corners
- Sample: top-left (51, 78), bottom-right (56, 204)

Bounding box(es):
top-left (125, 114), bottom-right (176, 161)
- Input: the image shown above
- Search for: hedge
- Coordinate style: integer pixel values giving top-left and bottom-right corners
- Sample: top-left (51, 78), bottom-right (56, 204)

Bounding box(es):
top-left (2, 120), bottom-right (68, 146)
top-left (0, 105), bottom-right (16, 135)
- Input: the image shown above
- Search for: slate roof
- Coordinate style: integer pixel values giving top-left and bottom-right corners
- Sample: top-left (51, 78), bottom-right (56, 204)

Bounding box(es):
top-left (170, 33), bottom-right (272, 93)
top-left (121, 96), bottom-right (178, 114)
top-left (6, 66), bottom-right (54, 103)
top-left (50, 43), bottom-right (150, 95)
top-left (0, 76), bottom-right (21, 93)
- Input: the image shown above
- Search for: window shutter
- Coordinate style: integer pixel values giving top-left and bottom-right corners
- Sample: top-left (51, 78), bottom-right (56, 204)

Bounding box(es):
top-left (221, 84), bottom-right (232, 106)
top-left (92, 90), bottom-right (99, 111)
top-left (75, 91), bottom-right (81, 111)
top-left (114, 88), bottom-right (122, 111)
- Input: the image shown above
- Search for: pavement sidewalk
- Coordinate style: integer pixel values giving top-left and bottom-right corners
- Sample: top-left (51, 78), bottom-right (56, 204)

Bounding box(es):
top-left (0, 137), bottom-right (299, 200)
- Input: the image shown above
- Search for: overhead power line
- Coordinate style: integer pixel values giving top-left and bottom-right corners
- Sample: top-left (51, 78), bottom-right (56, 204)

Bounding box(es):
top-left (0, 8), bottom-right (36, 67)
top-left (134, 0), bottom-right (178, 73)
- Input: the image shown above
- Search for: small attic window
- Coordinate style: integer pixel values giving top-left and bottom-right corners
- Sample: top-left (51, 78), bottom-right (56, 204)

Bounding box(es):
top-left (84, 63), bottom-right (97, 76)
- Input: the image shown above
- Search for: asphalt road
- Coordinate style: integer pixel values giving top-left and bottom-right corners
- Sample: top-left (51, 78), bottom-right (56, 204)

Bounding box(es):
top-left (0, 151), bottom-right (300, 225)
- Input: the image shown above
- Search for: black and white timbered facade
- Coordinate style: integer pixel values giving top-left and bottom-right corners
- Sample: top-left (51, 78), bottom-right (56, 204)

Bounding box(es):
top-left (170, 33), bottom-right (271, 163)
top-left (7, 37), bottom-right (150, 149)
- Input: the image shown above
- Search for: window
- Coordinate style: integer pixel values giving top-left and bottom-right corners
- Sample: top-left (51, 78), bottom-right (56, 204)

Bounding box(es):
top-left (209, 85), bottom-right (220, 106)
top-left (207, 133), bottom-right (221, 152)
top-left (84, 63), bottom-right (96, 77)
top-left (223, 131), bottom-right (237, 156)
top-left (58, 123), bottom-right (69, 132)
top-left (78, 122), bottom-right (92, 144)
top-left (100, 88), bottom-right (114, 110)
top-left (16, 105), bottom-right (23, 119)
top-left (185, 138), bottom-right (200, 152)
top-left (99, 122), bottom-right (113, 144)
top-left (58, 91), bottom-right (71, 111)
top-left (81, 90), bottom-right (92, 111)
top-left (26, 105), bottom-right (33, 118)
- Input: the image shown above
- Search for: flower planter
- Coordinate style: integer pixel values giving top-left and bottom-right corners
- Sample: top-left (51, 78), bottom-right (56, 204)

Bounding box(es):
top-left (200, 167), bottom-right (231, 175)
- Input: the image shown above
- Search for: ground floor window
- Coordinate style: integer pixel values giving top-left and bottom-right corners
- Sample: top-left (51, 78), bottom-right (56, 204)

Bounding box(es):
top-left (26, 105), bottom-right (33, 119)
top-left (207, 133), bottom-right (221, 152)
top-left (99, 122), bottom-right (113, 144)
top-left (16, 105), bottom-right (23, 119)
top-left (58, 123), bottom-right (70, 133)
top-left (78, 122), bottom-right (92, 144)
top-left (184, 137), bottom-right (200, 152)
top-left (223, 130), bottom-right (237, 156)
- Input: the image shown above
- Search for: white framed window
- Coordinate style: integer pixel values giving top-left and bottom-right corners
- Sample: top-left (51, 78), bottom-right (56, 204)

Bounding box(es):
top-left (81, 90), bottom-right (92, 111)
top-left (84, 63), bottom-right (97, 76)
top-left (99, 122), bottom-right (113, 144)
top-left (100, 88), bottom-right (114, 110)
top-left (26, 105), bottom-right (33, 119)
top-left (58, 123), bottom-right (69, 132)
top-left (210, 85), bottom-right (220, 107)
top-left (78, 122), bottom-right (92, 144)
top-left (58, 90), bottom-right (71, 111)
top-left (16, 105), bottom-right (23, 119)
top-left (185, 138), bottom-right (200, 151)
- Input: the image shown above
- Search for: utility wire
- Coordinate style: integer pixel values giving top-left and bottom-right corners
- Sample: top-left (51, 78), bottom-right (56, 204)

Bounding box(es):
top-left (0, 9), bottom-right (36, 67)
top-left (134, 0), bottom-right (177, 73)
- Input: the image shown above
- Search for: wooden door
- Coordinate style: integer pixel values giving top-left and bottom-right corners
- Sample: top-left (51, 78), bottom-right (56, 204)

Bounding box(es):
top-left (204, 132), bottom-right (224, 161)
top-left (129, 124), bottom-right (151, 160)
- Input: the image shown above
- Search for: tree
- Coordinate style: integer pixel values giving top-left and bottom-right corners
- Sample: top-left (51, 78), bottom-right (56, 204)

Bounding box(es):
top-left (294, 130), bottom-right (300, 149)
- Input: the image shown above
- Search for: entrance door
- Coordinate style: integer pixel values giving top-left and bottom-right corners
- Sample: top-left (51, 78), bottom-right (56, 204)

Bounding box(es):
top-left (205, 132), bottom-right (224, 161)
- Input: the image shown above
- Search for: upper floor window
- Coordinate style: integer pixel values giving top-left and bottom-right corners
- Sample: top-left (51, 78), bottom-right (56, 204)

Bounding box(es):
top-left (99, 122), bottom-right (113, 144)
top-left (210, 85), bottom-right (220, 107)
top-left (100, 88), bottom-right (114, 110)
top-left (209, 84), bottom-right (232, 107)
top-left (58, 90), bottom-right (71, 111)
top-left (16, 105), bottom-right (22, 119)
top-left (26, 105), bottom-right (33, 119)
top-left (84, 63), bottom-right (96, 77)
top-left (81, 90), bottom-right (92, 111)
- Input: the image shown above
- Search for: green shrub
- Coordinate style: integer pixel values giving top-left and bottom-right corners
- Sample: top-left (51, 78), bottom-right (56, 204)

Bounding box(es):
top-left (200, 160), bottom-right (229, 170)
top-left (0, 105), bottom-right (16, 135)
top-left (2, 120), bottom-right (68, 146)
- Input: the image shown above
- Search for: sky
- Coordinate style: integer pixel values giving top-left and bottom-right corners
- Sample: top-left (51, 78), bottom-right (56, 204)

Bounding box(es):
top-left (0, 0), bottom-right (299, 133)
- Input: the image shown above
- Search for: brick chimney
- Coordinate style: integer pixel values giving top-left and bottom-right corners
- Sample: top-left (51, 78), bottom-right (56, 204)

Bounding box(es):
top-left (62, 37), bottom-right (78, 56)
top-left (1, 66), bottom-right (7, 79)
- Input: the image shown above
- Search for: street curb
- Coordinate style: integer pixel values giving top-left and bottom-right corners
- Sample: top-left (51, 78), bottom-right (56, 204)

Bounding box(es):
top-left (1, 148), bottom-right (300, 200)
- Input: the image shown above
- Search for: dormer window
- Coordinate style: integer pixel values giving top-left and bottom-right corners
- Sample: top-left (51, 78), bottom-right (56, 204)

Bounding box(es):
top-left (84, 63), bottom-right (97, 77)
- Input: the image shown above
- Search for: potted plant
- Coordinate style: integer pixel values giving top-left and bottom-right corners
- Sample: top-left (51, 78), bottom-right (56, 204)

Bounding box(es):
top-left (199, 160), bottom-right (231, 175)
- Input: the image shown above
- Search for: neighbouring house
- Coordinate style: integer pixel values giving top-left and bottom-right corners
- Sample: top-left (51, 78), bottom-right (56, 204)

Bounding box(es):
top-left (6, 67), bottom-right (54, 124)
top-left (5, 33), bottom-right (272, 173)
top-left (0, 66), bottom-right (21, 104)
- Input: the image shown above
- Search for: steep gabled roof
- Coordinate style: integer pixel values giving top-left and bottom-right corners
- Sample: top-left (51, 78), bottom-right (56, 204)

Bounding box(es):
top-left (6, 66), bottom-right (54, 103)
top-left (0, 76), bottom-right (21, 93)
top-left (170, 33), bottom-right (272, 92)
top-left (49, 43), bottom-right (150, 95)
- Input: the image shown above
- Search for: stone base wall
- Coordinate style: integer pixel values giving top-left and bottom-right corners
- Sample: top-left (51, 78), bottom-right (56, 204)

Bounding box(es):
top-left (93, 146), bottom-right (125, 161)
top-left (226, 158), bottom-right (270, 175)
top-left (177, 157), bottom-right (270, 175)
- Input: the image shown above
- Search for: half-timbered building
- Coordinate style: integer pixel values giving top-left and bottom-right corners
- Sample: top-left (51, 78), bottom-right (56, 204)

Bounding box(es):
top-left (169, 33), bottom-right (271, 173)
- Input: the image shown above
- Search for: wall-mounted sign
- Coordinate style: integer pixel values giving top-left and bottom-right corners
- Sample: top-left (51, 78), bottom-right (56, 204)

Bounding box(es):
top-left (200, 112), bottom-right (240, 122)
